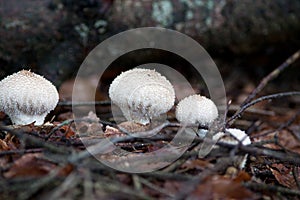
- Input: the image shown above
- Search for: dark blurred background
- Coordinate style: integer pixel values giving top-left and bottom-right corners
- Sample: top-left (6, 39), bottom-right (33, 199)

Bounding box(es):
top-left (0, 0), bottom-right (299, 104)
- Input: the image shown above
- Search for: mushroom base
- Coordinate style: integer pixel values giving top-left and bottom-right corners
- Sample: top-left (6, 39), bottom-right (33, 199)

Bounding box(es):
top-left (122, 108), bottom-right (168, 126)
top-left (8, 112), bottom-right (48, 125)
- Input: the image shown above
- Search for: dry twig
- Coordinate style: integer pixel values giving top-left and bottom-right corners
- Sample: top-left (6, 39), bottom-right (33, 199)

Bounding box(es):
top-left (227, 91), bottom-right (300, 125)
top-left (242, 49), bottom-right (300, 105)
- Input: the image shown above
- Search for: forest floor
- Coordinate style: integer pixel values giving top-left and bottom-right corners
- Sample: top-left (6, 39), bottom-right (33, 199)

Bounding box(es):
top-left (0, 50), bottom-right (299, 200)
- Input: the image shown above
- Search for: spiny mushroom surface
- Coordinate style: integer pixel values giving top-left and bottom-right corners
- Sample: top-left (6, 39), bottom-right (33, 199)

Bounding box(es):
top-left (175, 94), bottom-right (218, 127)
top-left (0, 70), bottom-right (59, 125)
top-left (213, 128), bottom-right (251, 169)
top-left (109, 68), bottom-right (175, 125)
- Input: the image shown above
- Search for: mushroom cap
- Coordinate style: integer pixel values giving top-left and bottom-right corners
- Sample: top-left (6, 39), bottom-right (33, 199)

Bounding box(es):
top-left (0, 70), bottom-right (59, 125)
top-left (226, 128), bottom-right (251, 145)
top-left (109, 68), bottom-right (175, 125)
top-left (175, 94), bottom-right (218, 126)
top-left (213, 128), bottom-right (251, 146)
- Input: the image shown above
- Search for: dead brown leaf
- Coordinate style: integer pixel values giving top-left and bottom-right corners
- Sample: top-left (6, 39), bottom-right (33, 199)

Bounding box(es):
top-left (0, 139), bottom-right (10, 151)
top-left (118, 121), bottom-right (151, 133)
top-left (163, 180), bottom-right (183, 196)
top-left (270, 163), bottom-right (300, 189)
top-left (233, 171), bottom-right (252, 182)
top-left (278, 130), bottom-right (300, 154)
top-left (75, 111), bottom-right (103, 136)
top-left (4, 153), bottom-right (57, 178)
top-left (58, 125), bottom-right (76, 139)
top-left (0, 111), bottom-right (6, 120)
top-left (189, 175), bottom-right (257, 200)
top-left (58, 163), bottom-right (74, 176)
top-left (0, 134), bottom-right (19, 151)
top-left (104, 125), bottom-right (125, 137)
top-left (181, 159), bottom-right (213, 171)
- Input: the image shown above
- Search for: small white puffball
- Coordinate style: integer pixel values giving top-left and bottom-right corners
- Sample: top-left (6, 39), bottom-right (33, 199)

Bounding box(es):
top-left (109, 68), bottom-right (175, 125)
top-left (213, 128), bottom-right (251, 145)
top-left (0, 70), bottom-right (59, 125)
top-left (175, 94), bottom-right (218, 127)
top-left (213, 128), bottom-right (251, 169)
top-left (227, 128), bottom-right (251, 145)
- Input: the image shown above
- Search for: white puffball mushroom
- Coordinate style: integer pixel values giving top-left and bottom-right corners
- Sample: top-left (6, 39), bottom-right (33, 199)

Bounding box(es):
top-left (0, 70), bottom-right (59, 125)
top-left (175, 94), bottom-right (218, 127)
top-left (213, 128), bottom-right (251, 146)
top-left (213, 128), bottom-right (251, 169)
top-left (109, 68), bottom-right (175, 125)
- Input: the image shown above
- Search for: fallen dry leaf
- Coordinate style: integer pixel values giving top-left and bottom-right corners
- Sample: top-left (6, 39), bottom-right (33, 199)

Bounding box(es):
top-left (4, 153), bottom-right (57, 178)
top-left (0, 111), bottom-right (6, 120)
top-left (163, 180), bottom-right (183, 196)
top-left (74, 111), bottom-right (103, 136)
top-left (233, 170), bottom-right (252, 182)
top-left (189, 175), bottom-right (257, 200)
top-left (104, 125), bottom-right (125, 137)
top-left (0, 139), bottom-right (10, 151)
top-left (181, 159), bottom-right (213, 171)
top-left (58, 163), bottom-right (74, 176)
top-left (57, 125), bottom-right (76, 139)
top-left (270, 163), bottom-right (300, 189)
top-left (0, 133), bottom-right (19, 151)
top-left (278, 130), bottom-right (300, 154)
top-left (251, 126), bottom-right (281, 150)
top-left (118, 121), bottom-right (151, 133)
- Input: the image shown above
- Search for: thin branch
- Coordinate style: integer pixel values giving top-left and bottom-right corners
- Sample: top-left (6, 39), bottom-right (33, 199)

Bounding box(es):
top-left (242, 49), bottom-right (300, 106)
top-left (227, 91), bottom-right (300, 125)
top-left (174, 159), bottom-right (233, 200)
top-left (251, 109), bottom-right (300, 139)
top-left (18, 168), bottom-right (62, 199)
top-left (0, 148), bottom-right (43, 157)
top-left (239, 145), bottom-right (300, 165)
top-left (244, 181), bottom-right (300, 196)
top-left (45, 118), bottom-right (115, 140)
top-left (47, 172), bottom-right (80, 199)
top-left (45, 119), bottom-right (74, 140)
top-left (139, 177), bottom-right (175, 198)
top-left (0, 125), bottom-right (72, 154)
top-left (229, 104), bottom-right (275, 116)
top-left (292, 166), bottom-right (300, 190)
top-left (140, 171), bottom-right (193, 181)
top-left (92, 174), bottom-right (154, 200)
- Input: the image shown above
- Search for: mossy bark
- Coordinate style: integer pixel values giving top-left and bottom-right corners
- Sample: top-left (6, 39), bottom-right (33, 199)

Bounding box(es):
top-left (0, 0), bottom-right (299, 82)
top-left (109, 0), bottom-right (300, 53)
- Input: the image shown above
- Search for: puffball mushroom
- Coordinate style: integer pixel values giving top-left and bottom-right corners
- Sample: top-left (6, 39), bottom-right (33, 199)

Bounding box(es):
top-left (175, 94), bottom-right (218, 127)
top-left (109, 68), bottom-right (175, 125)
top-left (0, 70), bottom-right (59, 125)
top-left (213, 128), bottom-right (251, 169)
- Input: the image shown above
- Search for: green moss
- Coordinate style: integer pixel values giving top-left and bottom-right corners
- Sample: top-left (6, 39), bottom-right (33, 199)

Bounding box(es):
top-left (152, 0), bottom-right (173, 27)
top-left (74, 23), bottom-right (89, 44)
top-left (206, 0), bottom-right (214, 10)
top-left (4, 19), bottom-right (27, 29)
top-left (94, 20), bottom-right (107, 34)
